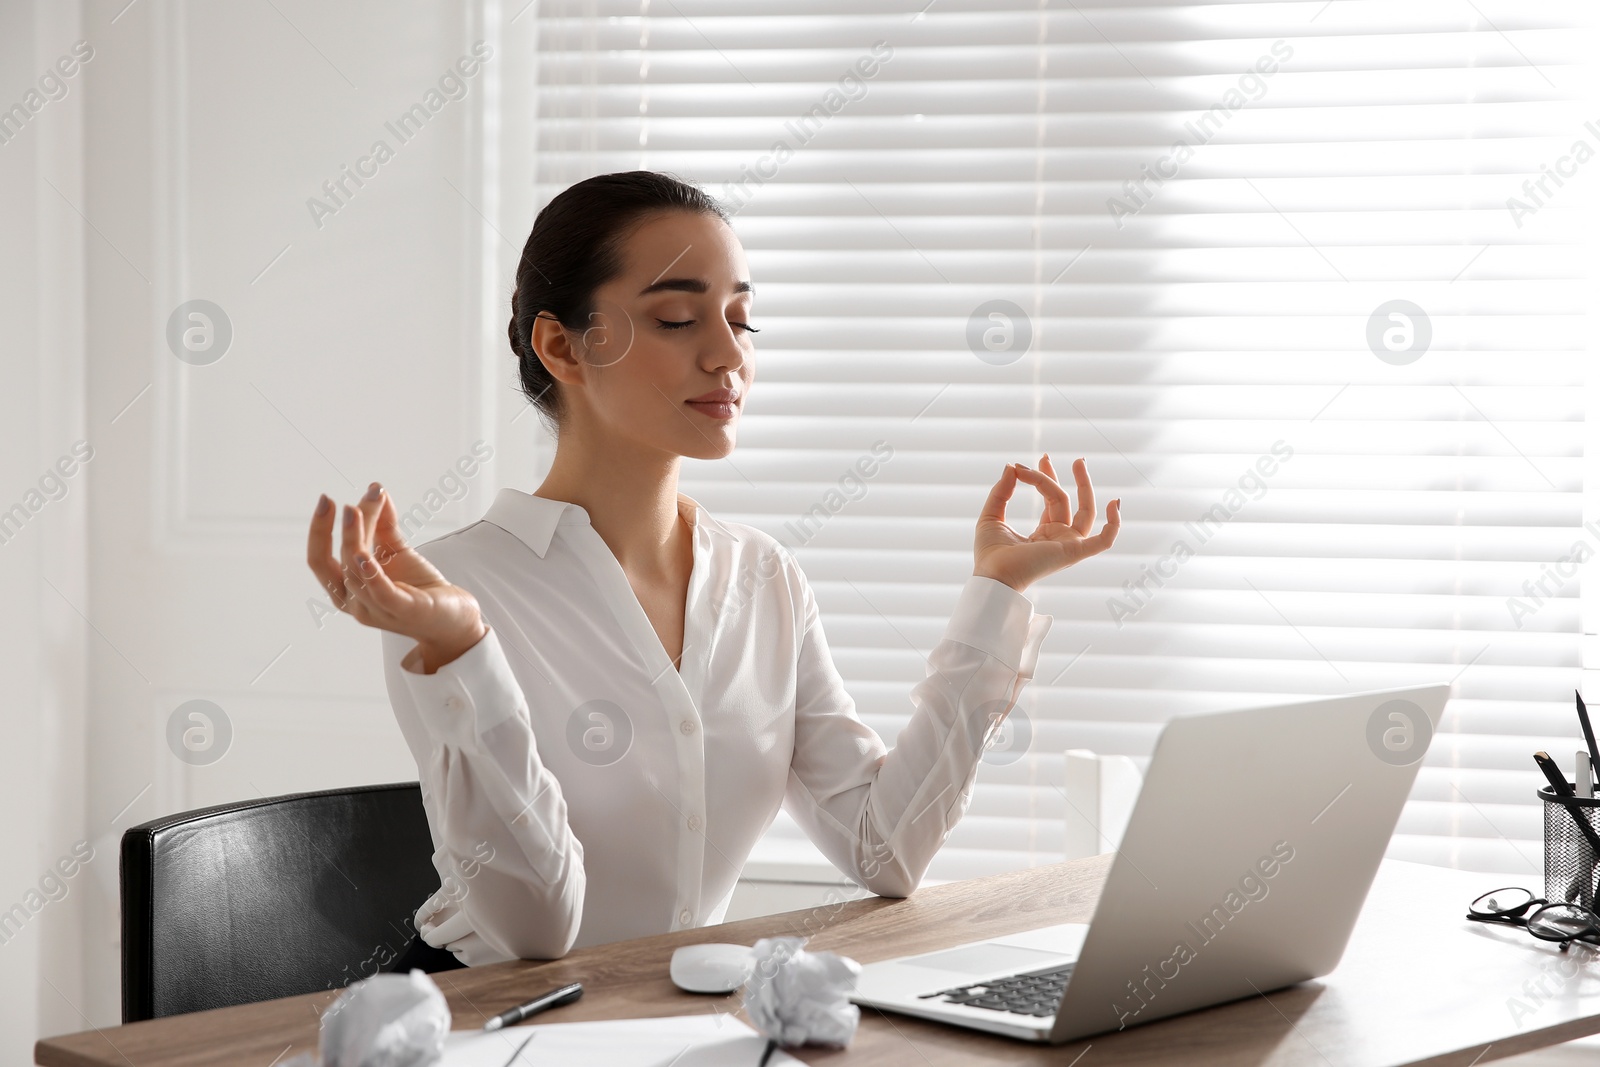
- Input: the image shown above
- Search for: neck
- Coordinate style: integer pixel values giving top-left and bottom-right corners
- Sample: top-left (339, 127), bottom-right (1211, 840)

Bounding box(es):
top-left (533, 419), bottom-right (688, 577)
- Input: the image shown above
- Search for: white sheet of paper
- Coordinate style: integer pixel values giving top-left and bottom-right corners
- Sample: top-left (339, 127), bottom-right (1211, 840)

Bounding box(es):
top-left (441, 1013), bottom-right (806, 1067)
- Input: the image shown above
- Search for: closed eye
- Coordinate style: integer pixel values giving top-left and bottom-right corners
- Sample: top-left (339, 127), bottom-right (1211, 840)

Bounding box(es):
top-left (655, 318), bottom-right (760, 334)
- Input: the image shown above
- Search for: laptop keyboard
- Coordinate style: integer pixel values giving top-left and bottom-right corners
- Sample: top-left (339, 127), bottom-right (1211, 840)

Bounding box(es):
top-left (915, 962), bottom-right (1075, 1018)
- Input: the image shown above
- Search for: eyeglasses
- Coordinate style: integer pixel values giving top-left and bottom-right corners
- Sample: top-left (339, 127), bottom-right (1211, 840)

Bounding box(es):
top-left (1468, 887), bottom-right (1600, 951)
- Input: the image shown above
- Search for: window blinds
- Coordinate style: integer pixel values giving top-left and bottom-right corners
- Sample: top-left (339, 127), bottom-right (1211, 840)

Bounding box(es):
top-left (529, 1), bottom-right (1593, 882)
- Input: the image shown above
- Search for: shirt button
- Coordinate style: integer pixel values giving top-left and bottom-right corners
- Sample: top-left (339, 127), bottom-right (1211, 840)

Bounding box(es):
top-left (680, 720), bottom-right (695, 735)
top-left (679, 909), bottom-right (692, 925)
top-left (444, 696), bottom-right (465, 713)
top-left (688, 815), bottom-right (701, 831)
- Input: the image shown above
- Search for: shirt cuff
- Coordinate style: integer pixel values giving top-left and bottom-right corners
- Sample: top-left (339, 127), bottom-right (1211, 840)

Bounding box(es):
top-left (398, 626), bottom-right (527, 750)
top-left (946, 575), bottom-right (1054, 677)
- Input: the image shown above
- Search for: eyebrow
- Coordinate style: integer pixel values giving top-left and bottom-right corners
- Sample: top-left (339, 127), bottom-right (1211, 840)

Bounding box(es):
top-left (637, 277), bottom-right (754, 297)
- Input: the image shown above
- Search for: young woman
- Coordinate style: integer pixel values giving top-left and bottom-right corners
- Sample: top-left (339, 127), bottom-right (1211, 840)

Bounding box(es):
top-left (305, 171), bottom-right (1121, 969)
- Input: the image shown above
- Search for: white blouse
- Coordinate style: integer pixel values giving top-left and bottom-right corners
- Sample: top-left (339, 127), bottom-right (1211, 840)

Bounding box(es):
top-left (381, 487), bottom-right (1053, 966)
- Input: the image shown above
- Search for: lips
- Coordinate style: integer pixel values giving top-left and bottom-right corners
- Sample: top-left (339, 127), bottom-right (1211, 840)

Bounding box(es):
top-left (685, 388), bottom-right (741, 420)
top-left (686, 388), bottom-right (740, 404)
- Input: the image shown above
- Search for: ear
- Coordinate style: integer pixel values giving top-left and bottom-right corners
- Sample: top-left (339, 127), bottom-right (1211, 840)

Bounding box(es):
top-left (530, 311), bottom-right (586, 388)
top-left (535, 302), bottom-right (636, 375)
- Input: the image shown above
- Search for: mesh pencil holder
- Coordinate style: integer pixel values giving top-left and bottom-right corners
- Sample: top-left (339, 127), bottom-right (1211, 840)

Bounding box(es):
top-left (1537, 786), bottom-right (1600, 912)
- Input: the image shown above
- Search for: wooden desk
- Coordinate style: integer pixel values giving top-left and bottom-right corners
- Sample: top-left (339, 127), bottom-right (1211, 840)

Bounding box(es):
top-left (35, 856), bottom-right (1600, 1066)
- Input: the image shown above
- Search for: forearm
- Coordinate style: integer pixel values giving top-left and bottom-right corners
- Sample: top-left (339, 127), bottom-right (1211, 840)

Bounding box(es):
top-left (857, 626), bottom-right (1033, 893)
top-left (786, 575), bottom-right (1052, 897)
top-left (385, 626), bottom-right (587, 960)
top-left (421, 765), bottom-right (586, 961)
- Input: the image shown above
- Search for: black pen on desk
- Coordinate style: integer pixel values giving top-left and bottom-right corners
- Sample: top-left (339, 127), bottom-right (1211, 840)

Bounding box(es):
top-left (757, 1037), bottom-right (778, 1066)
top-left (482, 982), bottom-right (583, 1032)
top-left (1577, 690), bottom-right (1600, 782)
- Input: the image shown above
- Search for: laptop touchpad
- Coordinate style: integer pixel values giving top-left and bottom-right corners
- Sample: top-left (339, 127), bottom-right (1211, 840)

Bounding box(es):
top-left (901, 943), bottom-right (1069, 975)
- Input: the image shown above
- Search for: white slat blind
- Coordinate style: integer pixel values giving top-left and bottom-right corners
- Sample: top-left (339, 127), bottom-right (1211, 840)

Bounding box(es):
top-left (530, 1), bottom-right (1594, 882)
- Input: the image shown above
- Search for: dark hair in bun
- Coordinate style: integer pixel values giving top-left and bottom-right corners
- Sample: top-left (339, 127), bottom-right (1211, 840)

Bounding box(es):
top-left (508, 170), bottom-right (729, 427)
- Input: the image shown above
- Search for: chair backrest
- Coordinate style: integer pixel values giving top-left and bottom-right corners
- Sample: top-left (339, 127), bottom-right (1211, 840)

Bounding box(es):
top-left (120, 781), bottom-right (439, 1022)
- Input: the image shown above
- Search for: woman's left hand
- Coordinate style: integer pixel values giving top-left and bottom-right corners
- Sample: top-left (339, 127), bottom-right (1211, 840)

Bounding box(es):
top-left (973, 454), bottom-right (1121, 593)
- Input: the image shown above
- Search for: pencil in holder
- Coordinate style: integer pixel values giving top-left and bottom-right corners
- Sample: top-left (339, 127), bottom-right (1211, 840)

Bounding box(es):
top-left (1537, 786), bottom-right (1600, 912)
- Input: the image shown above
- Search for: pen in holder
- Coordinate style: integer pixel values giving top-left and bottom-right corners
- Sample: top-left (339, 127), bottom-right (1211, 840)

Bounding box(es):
top-left (1537, 786), bottom-right (1600, 911)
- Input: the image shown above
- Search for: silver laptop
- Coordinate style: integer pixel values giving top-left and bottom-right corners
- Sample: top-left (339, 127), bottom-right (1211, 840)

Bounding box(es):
top-left (850, 683), bottom-right (1450, 1044)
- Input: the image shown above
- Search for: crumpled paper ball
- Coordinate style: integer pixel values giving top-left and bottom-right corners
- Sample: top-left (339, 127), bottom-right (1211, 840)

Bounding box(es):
top-left (740, 936), bottom-right (861, 1049)
top-left (282, 969), bottom-right (452, 1067)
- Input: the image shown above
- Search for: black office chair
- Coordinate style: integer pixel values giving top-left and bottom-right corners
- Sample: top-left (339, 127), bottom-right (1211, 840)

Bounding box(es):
top-left (120, 781), bottom-right (444, 1022)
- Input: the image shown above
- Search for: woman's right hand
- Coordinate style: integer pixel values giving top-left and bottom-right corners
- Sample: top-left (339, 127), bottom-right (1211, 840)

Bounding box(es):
top-left (307, 482), bottom-right (488, 674)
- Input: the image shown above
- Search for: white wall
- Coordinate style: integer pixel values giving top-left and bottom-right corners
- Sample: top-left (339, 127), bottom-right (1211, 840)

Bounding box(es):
top-left (0, 0), bottom-right (90, 1058)
top-left (64, 0), bottom-right (543, 1032)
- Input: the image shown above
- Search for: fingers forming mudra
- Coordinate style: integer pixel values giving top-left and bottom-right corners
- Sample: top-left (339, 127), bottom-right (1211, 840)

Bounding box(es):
top-left (973, 453), bottom-right (1121, 592)
top-left (306, 482), bottom-right (487, 670)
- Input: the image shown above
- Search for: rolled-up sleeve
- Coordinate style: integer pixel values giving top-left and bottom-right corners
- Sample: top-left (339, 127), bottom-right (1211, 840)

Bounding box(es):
top-left (782, 568), bottom-right (1053, 897)
top-left (382, 625), bottom-right (586, 964)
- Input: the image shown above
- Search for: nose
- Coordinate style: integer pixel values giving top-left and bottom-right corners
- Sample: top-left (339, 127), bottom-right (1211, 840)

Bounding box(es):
top-left (700, 319), bottom-right (749, 377)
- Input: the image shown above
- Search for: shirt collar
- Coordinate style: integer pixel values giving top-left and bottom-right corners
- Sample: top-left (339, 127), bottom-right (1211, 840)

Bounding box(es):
top-left (482, 487), bottom-right (743, 559)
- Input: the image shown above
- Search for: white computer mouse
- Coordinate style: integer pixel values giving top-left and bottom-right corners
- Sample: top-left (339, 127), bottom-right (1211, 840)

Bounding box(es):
top-left (669, 942), bottom-right (757, 994)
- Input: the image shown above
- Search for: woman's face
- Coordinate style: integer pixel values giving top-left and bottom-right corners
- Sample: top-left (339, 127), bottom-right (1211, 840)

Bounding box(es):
top-left (557, 210), bottom-right (755, 462)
